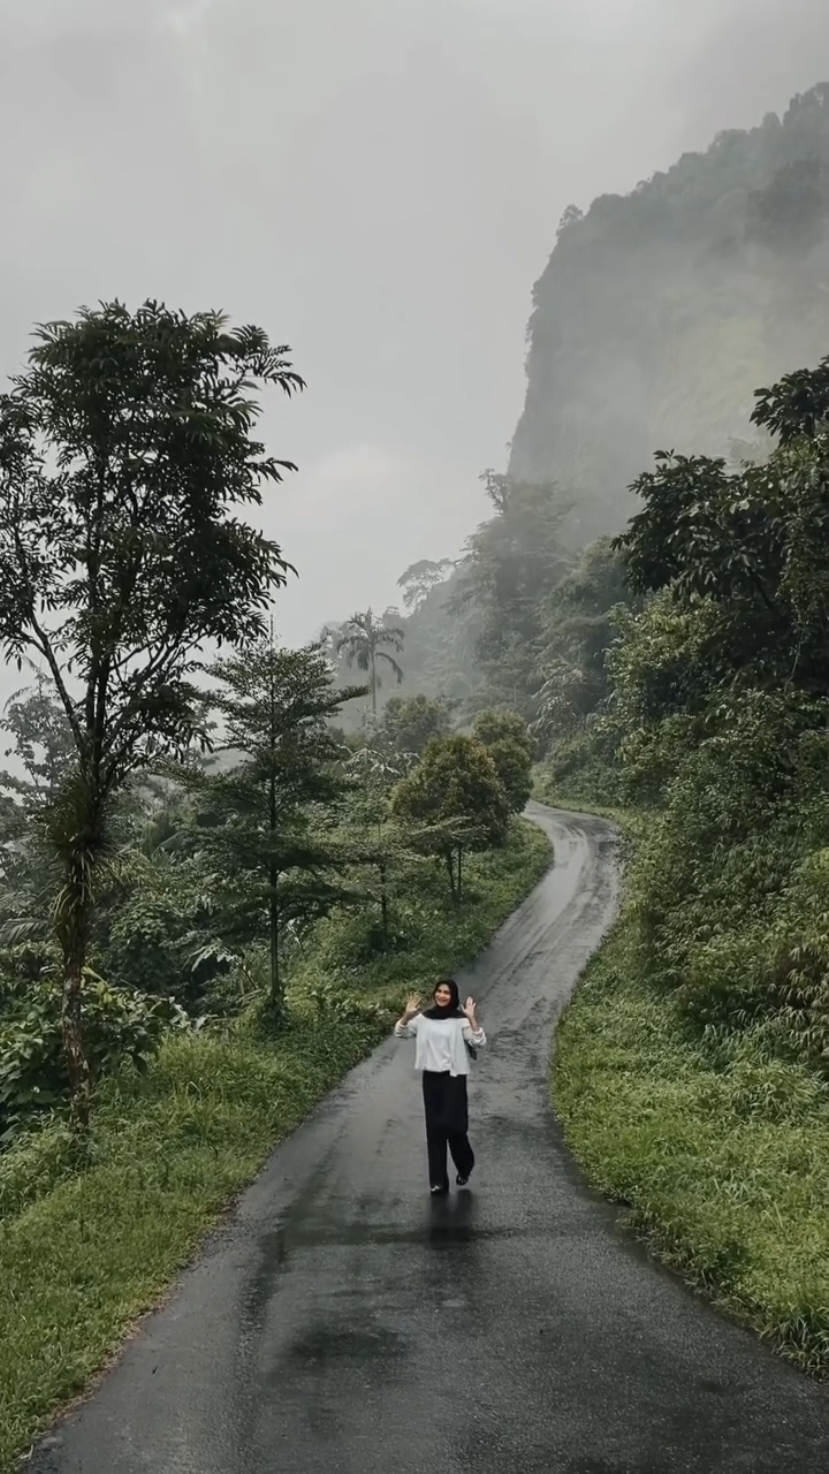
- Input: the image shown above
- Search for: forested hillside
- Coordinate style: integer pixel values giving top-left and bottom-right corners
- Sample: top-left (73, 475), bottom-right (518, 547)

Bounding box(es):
top-left (512, 83), bottom-right (829, 542)
top-left (324, 85), bottom-right (829, 727)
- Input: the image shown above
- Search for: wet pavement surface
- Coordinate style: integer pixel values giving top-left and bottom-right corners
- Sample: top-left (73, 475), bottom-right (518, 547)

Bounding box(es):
top-left (27, 804), bottom-right (829, 1472)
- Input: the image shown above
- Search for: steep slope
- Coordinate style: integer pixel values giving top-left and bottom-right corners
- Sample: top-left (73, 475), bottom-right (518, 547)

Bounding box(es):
top-left (509, 83), bottom-right (829, 543)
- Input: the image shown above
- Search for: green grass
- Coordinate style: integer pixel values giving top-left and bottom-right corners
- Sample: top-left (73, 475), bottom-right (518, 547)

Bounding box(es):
top-left (0, 818), bottom-right (551, 1472)
top-left (554, 912), bottom-right (829, 1376)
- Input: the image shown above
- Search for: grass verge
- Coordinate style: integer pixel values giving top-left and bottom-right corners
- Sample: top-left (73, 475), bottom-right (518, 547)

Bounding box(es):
top-left (0, 818), bottom-right (550, 1472)
top-left (555, 906), bottom-right (829, 1377)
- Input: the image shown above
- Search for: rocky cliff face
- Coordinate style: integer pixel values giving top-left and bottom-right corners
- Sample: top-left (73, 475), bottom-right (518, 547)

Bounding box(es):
top-left (509, 84), bottom-right (829, 545)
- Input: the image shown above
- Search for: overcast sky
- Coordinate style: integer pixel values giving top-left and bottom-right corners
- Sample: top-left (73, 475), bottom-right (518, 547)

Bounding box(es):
top-left (0, 0), bottom-right (828, 674)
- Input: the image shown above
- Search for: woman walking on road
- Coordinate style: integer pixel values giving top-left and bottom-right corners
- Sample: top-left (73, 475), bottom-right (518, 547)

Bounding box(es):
top-left (394, 979), bottom-right (486, 1195)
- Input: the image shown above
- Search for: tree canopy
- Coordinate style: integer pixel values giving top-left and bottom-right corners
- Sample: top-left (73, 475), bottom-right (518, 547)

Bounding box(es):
top-left (391, 734), bottom-right (510, 902)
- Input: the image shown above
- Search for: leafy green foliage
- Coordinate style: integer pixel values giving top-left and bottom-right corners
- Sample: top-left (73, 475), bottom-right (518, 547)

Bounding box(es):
top-left (396, 558), bottom-right (456, 612)
top-left (471, 708), bottom-right (534, 813)
top-left (0, 973), bottom-right (190, 1145)
top-left (0, 674), bottom-right (74, 808)
top-left (617, 437), bottom-right (829, 700)
top-left (543, 356), bottom-right (829, 1375)
top-left (472, 707), bottom-right (533, 756)
top-left (482, 739), bottom-right (533, 815)
top-left (98, 849), bottom-right (223, 1009)
top-left (338, 732), bottom-right (416, 950)
top-left (392, 734), bottom-right (510, 901)
top-left (383, 693), bottom-right (452, 756)
top-left (292, 818), bottom-right (550, 998)
top-left (534, 540), bottom-right (637, 747)
top-left (450, 471), bottom-right (573, 711)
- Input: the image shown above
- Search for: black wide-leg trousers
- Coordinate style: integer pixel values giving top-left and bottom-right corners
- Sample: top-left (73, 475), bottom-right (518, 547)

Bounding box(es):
top-left (422, 1069), bottom-right (475, 1189)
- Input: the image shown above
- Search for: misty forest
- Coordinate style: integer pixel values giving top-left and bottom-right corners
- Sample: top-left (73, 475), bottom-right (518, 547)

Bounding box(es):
top-left (3, 57), bottom-right (829, 1474)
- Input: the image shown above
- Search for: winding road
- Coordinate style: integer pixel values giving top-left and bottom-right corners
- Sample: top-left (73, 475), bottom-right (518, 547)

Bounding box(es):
top-left (29, 804), bottom-right (829, 1472)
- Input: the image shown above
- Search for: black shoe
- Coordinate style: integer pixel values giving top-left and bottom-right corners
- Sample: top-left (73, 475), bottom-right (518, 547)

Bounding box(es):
top-left (456, 1172), bottom-right (472, 1187)
top-left (430, 1184), bottom-right (449, 1196)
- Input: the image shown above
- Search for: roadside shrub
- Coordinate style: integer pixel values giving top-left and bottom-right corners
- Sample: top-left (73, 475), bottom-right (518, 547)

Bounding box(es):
top-left (0, 975), bottom-right (191, 1144)
top-left (484, 737), bottom-right (533, 813)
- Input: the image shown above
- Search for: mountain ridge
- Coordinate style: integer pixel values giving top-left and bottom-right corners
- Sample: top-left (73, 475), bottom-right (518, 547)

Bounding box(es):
top-left (508, 82), bottom-right (829, 543)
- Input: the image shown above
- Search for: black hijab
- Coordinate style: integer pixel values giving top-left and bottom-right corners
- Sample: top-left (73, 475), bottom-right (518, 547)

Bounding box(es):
top-left (423, 978), bottom-right (464, 1020)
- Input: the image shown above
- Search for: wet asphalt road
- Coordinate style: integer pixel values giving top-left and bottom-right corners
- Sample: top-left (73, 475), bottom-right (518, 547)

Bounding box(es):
top-left (28, 803), bottom-right (829, 1473)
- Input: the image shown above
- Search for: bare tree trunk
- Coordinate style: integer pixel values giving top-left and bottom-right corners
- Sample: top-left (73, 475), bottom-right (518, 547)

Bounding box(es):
top-left (268, 864), bottom-right (281, 1014)
top-left (62, 950), bottom-right (92, 1135)
top-left (379, 855), bottom-right (389, 940)
top-left (57, 850), bottom-right (94, 1137)
top-left (444, 847), bottom-right (457, 902)
top-left (267, 644), bottom-right (283, 1019)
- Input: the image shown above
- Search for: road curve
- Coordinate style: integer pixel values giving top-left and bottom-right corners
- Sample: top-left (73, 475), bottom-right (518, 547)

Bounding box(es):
top-left (29, 803), bottom-right (829, 1473)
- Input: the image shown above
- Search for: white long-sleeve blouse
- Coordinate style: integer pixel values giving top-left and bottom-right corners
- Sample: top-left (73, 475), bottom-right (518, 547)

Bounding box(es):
top-left (394, 1013), bottom-right (486, 1075)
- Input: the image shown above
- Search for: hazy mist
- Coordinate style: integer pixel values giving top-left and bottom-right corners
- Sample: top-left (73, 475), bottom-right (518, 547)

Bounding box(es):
top-left (1, 0), bottom-right (829, 683)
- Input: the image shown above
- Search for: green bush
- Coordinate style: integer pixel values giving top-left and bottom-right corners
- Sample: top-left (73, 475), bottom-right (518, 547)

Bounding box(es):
top-left (99, 856), bottom-right (226, 1010)
top-left (616, 699), bottom-right (829, 1073)
top-left (534, 723), bottom-right (626, 808)
top-left (484, 737), bottom-right (533, 813)
top-left (0, 975), bottom-right (191, 1145)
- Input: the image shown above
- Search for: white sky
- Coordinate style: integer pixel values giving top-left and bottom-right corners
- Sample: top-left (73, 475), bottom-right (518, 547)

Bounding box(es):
top-left (0, 0), bottom-right (827, 695)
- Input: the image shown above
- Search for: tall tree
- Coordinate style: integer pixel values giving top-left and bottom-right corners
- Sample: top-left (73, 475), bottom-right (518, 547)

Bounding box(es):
top-left (472, 709), bottom-right (534, 813)
top-left (342, 727), bottom-right (412, 945)
top-left (190, 637), bottom-right (365, 1016)
top-left (615, 442), bottom-right (829, 699)
top-left (451, 470), bottom-right (573, 712)
top-left (391, 734), bottom-right (509, 903)
top-left (0, 299), bottom-right (303, 1128)
top-left (396, 558), bottom-right (455, 612)
top-left (533, 539), bottom-right (636, 746)
top-left (334, 608), bottom-right (405, 716)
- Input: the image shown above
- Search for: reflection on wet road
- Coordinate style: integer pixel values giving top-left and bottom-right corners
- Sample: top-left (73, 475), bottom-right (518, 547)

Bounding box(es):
top-left (29, 804), bottom-right (829, 1472)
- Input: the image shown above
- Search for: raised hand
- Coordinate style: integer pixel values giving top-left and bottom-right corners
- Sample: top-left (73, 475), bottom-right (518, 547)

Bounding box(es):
top-left (463, 996), bottom-right (478, 1021)
top-left (404, 993), bottom-right (422, 1019)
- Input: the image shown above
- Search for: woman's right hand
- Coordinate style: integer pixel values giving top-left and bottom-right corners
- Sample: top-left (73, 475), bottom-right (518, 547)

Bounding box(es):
top-left (404, 993), bottom-right (421, 1019)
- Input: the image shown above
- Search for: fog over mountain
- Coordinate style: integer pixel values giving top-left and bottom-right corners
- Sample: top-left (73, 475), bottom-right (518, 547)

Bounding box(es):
top-left (1, 0), bottom-right (829, 688)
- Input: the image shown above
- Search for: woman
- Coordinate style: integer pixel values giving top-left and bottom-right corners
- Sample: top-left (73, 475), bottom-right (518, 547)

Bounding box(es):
top-left (394, 979), bottom-right (486, 1195)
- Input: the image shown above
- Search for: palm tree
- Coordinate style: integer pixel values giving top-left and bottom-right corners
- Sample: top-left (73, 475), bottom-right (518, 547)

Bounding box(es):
top-left (335, 608), bottom-right (405, 716)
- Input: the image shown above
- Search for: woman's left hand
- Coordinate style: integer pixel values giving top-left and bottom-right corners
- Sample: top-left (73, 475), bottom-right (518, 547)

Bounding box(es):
top-left (463, 996), bottom-right (477, 1021)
